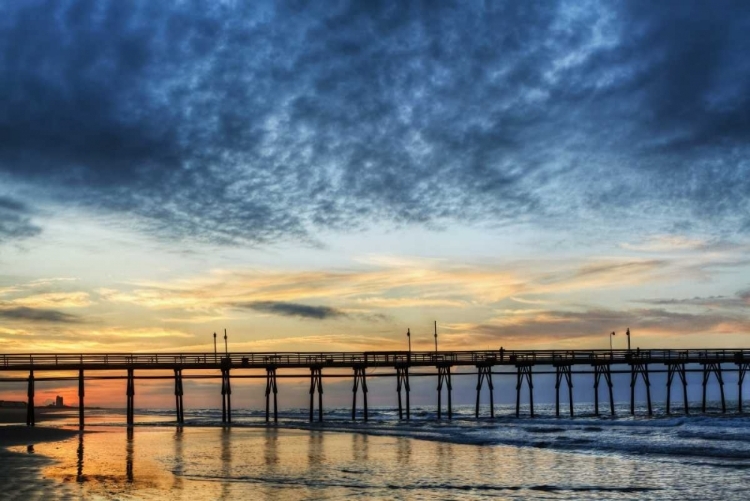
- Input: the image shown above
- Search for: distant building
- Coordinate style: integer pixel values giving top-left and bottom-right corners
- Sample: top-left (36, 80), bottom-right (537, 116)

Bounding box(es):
top-left (55, 395), bottom-right (64, 407)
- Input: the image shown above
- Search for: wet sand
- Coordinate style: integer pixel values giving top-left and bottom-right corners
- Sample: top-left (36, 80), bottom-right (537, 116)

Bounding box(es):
top-left (0, 420), bottom-right (80, 501)
top-left (0, 407), bottom-right (75, 425)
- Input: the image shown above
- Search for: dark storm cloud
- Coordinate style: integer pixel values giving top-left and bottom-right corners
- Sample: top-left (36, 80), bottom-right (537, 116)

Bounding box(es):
top-left (0, 306), bottom-right (79, 323)
top-left (0, 0), bottom-right (748, 244)
top-left (0, 196), bottom-right (41, 242)
top-left (235, 301), bottom-right (346, 320)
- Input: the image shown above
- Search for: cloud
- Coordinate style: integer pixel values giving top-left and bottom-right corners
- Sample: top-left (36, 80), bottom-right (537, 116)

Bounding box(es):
top-left (636, 289), bottom-right (750, 309)
top-left (0, 306), bottom-right (79, 323)
top-left (446, 306), bottom-right (750, 347)
top-left (10, 292), bottom-right (93, 308)
top-left (0, 196), bottom-right (41, 242)
top-left (0, 1), bottom-right (747, 245)
top-left (234, 301), bottom-right (346, 320)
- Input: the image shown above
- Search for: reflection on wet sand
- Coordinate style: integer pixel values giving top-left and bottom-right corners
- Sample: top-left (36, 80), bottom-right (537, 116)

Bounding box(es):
top-left (76, 433), bottom-right (84, 483)
top-left (219, 427), bottom-right (232, 501)
top-left (126, 427), bottom-right (134, 483)
top-left (172, 427), bottom-right (184, 492)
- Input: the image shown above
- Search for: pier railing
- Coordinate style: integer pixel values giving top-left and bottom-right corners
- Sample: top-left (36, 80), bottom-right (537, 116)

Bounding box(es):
top-left (1, 348), bottom-right (748, 370)
top-left (4, 348), bottom-right (750, 427)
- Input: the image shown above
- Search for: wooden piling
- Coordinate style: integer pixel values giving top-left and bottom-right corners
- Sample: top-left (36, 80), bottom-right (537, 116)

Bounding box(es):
top-left (666, 363), bottom-right (688, 414)
top-left (26, 370), bottom-right (35, 427)
top-left (396, 365), bottom-right (410, 420)
top-left (436, 364), bottom-right (452, 420)
top-left (126, 368), bottom-right (135, 426)
top-left (351, 365), bottom-right (368, 421)
top-left (475, 364), bottom-right (494, 418)
top-left (220, 367), bottom-right (232, 423)
top-left (78, 369), bottom-right (85, 430)
top-left (309, 366), bottom-right (323, 422)
top-left (701, 362), bottom-right (725, 413)
top-left (630, 362), bottom-right (652, 416)
top-left (555, 364), bottom-right (573, 417)
top-left (515, 364), bottom-right (534, 417)
top-left (174, 368), bottom-right (184, 424)
top-left (593, 363), bottom-right (614, 416)
top-left (265, 367), bottom-right (278, 423)
top-left (738, 362), bottom-right (749, 413)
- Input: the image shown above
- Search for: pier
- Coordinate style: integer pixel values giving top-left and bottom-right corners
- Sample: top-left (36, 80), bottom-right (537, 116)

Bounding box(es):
top-left (1, 349), bottom-right (749, 427)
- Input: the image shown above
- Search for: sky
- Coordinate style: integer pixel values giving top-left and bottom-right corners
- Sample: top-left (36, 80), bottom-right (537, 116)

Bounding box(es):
top-left (1, 1), bottom-right (749, 406)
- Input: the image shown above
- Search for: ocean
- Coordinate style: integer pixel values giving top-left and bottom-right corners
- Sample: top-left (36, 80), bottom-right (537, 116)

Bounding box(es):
top-left (6, 403), bottom-right (750, 500)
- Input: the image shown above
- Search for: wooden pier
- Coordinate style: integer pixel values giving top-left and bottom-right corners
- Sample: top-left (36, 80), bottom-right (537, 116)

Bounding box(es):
top-left (1, 349), bottom-right (749, 427)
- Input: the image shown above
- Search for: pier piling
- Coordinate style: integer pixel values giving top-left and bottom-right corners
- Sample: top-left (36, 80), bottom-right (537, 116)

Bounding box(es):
top-left (436, 364), bottom-right (452, 420)
top-left (174, 369), bottom-right (184, 424)
top-left (475, 364), bottom-right (494, 418)
top-left (630, 362), bottom-right (652, 416)
top-left (738, 362), bottom-right (749, 413)
top-left (126, 368), bottom-right (135, 426)
top-left (26, 370), bottom-right (35, 427)
top-left (515, 364), bottom-right (534, 417)
top-left (352, 365), bottom-right (368, 421)
top-left (265, 367), bottom-right (278, 423)
top-left (701, 362), bottom-right (725, 413)
top-left (220, 367), bottom-right (232, 423)
top-left (78, 369), bottom-right (85, 429)
top-left (593, 363), bottom-right (614, 416)
top-left (309, 366), bottom-right (323, 422)
top-left (555, 364), bottom-right (573, 417)
top-left (666, 362), bottom-right (688, 414)
top-left (396, 365), bottom-right (410, 420)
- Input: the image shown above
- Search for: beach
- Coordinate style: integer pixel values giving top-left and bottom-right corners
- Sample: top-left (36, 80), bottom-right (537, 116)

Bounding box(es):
top-left (0, 404), bottom-right (749, 500)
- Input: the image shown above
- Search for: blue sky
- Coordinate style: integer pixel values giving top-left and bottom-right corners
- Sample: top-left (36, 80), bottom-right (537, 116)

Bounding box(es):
top-left (0, 0), bottom-right (749, 373)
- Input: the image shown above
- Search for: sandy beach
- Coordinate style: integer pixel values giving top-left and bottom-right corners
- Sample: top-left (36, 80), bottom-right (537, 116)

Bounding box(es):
top-left (0, 409), bottom-right (80, 501)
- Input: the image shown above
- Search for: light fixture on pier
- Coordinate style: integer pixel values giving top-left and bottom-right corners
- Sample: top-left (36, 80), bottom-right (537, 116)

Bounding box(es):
top-left (434, 321), bottom-right (438, 352)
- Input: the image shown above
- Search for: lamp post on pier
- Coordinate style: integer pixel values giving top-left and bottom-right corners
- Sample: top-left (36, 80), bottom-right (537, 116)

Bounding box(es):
top-left (213, 332), bottom-right (217, 363)
top-left (626, 328), bottom-right (631, 352)
top-left (434, 321), bottom-right (438, 352)
top-left (224, 329), bottom-right (228, 357)
top-left (610, 331), bottom-right (616, 352)
top-left (407, 328), bottom-right (411, 353)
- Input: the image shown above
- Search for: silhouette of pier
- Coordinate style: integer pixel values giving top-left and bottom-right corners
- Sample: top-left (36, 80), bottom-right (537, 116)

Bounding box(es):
top-left (2, 349), bottom-right (749, 428)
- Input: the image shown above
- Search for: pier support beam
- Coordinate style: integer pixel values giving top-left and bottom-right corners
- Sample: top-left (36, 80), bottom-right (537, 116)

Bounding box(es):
top-left (701, 362), bottom-right (726, 413)
top-left (221, 368), bottom-right (232, 424)
top-left (516, 364), bottom-right (534, 417)
top-left (396, 365), bottom-right (410, 420)
top-left (78, 369), bottom-right (85, 430)
top-left (666, 363), bottom-right (688, 415)
top-left (555, 364), bottom-right (574, 417)
top-left (738, 362), bottom-right (750, 413)
top-left (436, 364), bottom-right (452, 420)
top-left (126, 368), bottom-right (135, 426)
top-left (352, 365), bottom-right (368, 421)
top-left (26, 370), bottom-right (35, 427)
top-left (630, 363), bottom-right (652, 416)
top-left (475, 364), bottom-right (494, 418)
top-left (309, 366), bottom-right (323, 422)
top-left (265, 367), bottom-right (278, 423)
top-left (593, 363), bottom-right (614, 416)
top-left (174, 369), bottom-right (184, 424)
